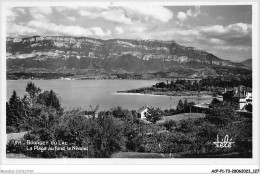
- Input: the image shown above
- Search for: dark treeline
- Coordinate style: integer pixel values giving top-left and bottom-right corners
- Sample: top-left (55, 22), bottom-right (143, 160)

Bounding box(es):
top-left (200, 76), bottom-right (252, 88)
top-left (6, 82), bottom-right (63, 133)
top-left (155, 76), bottom-right (252, 90)
top-left (211, 66), bottom-right (252, 76)
top-left (6, 82), bottom-right (252, 158)
top-left (124, 76), bottom-right (252, 96)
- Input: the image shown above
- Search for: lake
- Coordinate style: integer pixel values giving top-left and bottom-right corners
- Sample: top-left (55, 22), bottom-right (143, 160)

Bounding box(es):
top-left (7, 80), bottom-right (213, 110)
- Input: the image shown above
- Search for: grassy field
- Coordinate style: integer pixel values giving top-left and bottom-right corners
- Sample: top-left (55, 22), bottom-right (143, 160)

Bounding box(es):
top-left (7, 131), bottom-right (28, 142)
top-left (157, 113), bottom-right (205, 124)
top-left (6, 131), bottom-right (30, 158)
top-left (6, 153), bottom-right (31, 158)
top-left (111, 151), bottom-right (248, 158)
top-left (111, 151), bottom-right (194, 158)
top-left (111, 152), bottom-right (164, 158)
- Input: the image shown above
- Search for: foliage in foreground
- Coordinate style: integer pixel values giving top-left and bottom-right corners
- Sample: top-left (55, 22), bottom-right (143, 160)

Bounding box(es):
top-left (6, 82), bottom-right (252, 158)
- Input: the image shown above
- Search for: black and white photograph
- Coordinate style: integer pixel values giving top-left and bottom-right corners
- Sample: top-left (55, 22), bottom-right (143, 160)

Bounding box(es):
top-left (1, 0), bottom-right (259, 173)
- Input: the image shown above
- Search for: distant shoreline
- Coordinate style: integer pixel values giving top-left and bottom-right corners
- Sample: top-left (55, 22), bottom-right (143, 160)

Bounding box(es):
top-left (116, 91), bottom-right (214, 98)
top-left (113, 92), bottom-right (214, 100)
top-left (7, 79), bottom-right (162, 81)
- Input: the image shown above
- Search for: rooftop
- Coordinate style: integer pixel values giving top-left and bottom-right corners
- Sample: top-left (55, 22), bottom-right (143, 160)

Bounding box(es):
top-left (137, 105), bottom-right (148, 113)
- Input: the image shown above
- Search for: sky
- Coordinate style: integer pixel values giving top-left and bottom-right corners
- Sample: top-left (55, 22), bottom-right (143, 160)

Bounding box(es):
top-left (6, 5), bottom-right (252, 62)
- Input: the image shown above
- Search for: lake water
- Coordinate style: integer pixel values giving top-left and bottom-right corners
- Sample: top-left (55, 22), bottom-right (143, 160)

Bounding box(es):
top-left (7, 80), bottom-right (213, 110)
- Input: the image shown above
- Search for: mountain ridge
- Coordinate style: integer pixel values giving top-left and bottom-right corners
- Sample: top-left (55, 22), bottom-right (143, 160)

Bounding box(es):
top-left (6, 36), bottom-right (249, 75)
top-left (240, 58), bottom-right (252, 69)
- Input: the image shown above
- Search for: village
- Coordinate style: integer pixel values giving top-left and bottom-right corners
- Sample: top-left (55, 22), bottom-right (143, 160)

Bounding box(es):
top-left (135, 84), bottom-right (252, 123)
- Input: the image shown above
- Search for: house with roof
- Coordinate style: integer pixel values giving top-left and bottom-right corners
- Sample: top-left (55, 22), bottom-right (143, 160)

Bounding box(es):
top-left (233, 86), bottom-right (252, 110)
top-left (137, 105), bottom-right (149, 119)
top-left (223, 85), bottom-right (252, 110)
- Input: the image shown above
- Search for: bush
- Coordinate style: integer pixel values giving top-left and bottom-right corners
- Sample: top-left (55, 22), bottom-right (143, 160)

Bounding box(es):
top-left (245, 104), bottom-right (252, 112)
top-left (175, 119), bottom-right (195, 133)
top-left (206, 104), bottom-right (237, 127)
top-left (6, 139), bottom-right (26, 154)
top-left (211, 98), bottom-right (220, 104)
top-left (145, 107), bottom-right (163, 123)
top-left (163, 120), bottom-right (176, 131)
top-left (6, 126), bottom-right (17, 133)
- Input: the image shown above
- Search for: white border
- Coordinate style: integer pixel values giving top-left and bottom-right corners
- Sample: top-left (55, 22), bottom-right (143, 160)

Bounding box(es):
top-left (0, 165), bottom-right (259, 173)
top-left (1, 0), bottom-right (259, 173)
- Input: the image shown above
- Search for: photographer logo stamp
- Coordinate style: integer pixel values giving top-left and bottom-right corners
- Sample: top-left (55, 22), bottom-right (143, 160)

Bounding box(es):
top-left (213, 135), bottom-right (235, 148)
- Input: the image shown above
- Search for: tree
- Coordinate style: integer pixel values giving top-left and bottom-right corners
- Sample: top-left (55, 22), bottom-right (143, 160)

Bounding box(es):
top-left (29, 105), bottom-right (59, 130)
top-left (36, 90), bottom-right (62, 111)
top-left (163, 120), bottom-right (176, 131)
top-left (96, 114), bottom-right (126, 157)
top-left (192, 122), bottom-right (218, 154)
top-left (145, 107), bottom-right (163, 123)
top-left (110, 106), bottom-right (131, 119)
top-left (211, 98), bottom-right (220, 106)
top-left (53, 111), bottom-right (126, 158)
top-left (184, 99), bottom-right (188, 107)
top-left (206, 104), bottom-right (237, 127)
top-left (245, 104), bottom-right (252, 112)
top-left (175, 119), bottom-right (195, 133)
top-left (176, 99), bottom-right (184, 113)
top-left (6, 91), bottom-right (27, 131)
top-left (183, 99), bottom-right (193, 113)
top-left (26, 82), bottom-right (41, 99)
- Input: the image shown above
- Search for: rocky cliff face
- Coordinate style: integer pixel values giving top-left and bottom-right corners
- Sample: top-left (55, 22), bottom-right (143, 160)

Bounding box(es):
top-left (6, 36), bottom-right (244, 72)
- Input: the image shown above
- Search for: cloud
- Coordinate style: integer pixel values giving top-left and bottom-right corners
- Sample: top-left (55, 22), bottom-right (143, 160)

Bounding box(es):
top-left (153, 23), bottom-right (251, 47)
top-left (199, 23), bottom-right (252, 46)
top-left (192, 6), bottom-right (201, 17)
top-left (26, 20), bottom-right (111, 37)
top-left (210, 38), bottom-right (225, 44)
top-left (29, 7), bottom-right (53, 21)
top-left (177, 6), bottom-right (202, 21)
top-left (115, 27), bottom-right (124, 34)
top-left (100, 9), bottom-right (133, 25)
top-left (6, 8), bottom-right (18, 21)
top-left (89, 27), bottom-right (111, 37)
top-left (147, 22), bottom-right (251, 61)
top-left (55, 6), bottom-right (80, 12)
top-left (27, 20), bottom-right (89, 36)
top-left (16, 8), bottom-right (26, 14)
top-left (123, 6), bottom-right (173, 23)
top-left (7, 24), bottom-right (37, 37)
top-left (129, 26), bottom-right (146, 33)
top-left (177, 12), bottom-right (187, 21)
top-left (67, 16), bottom-right (76, 21)
top-left (79, 6), bottom-right (173, 25)
top-left (30, 7), bottom-right (52, 15)
top-left (138, 22), bottom-right (251, 62)
top-left (79, 8), bottom-right (132, 25)
top-left (135, 22), bottom-right (251, 51)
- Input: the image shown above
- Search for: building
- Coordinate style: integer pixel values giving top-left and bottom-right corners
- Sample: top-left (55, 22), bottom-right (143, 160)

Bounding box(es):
top-left (137, 105), bottom-right (148, 119)
top-left (223, 90), bottom-right (234, 102)
top-left (193, 103), bottom-right (210, 113)
top-left (223, 85), bottom-right (252, 110)
top-left (80, 111), bottom-right (98, 119)
top-left (233, 86), bottom-right (252, 110)
top-left (194, 103), bottom-right (210, 109)
top-left (116, 73), bottom-right (133, 79)
top-left (133, 74), bottom-right (143, 80)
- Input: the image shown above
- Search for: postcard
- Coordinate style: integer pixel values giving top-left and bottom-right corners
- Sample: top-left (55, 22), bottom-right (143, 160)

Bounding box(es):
top-left (1, 0), bottom-right (259, 173)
